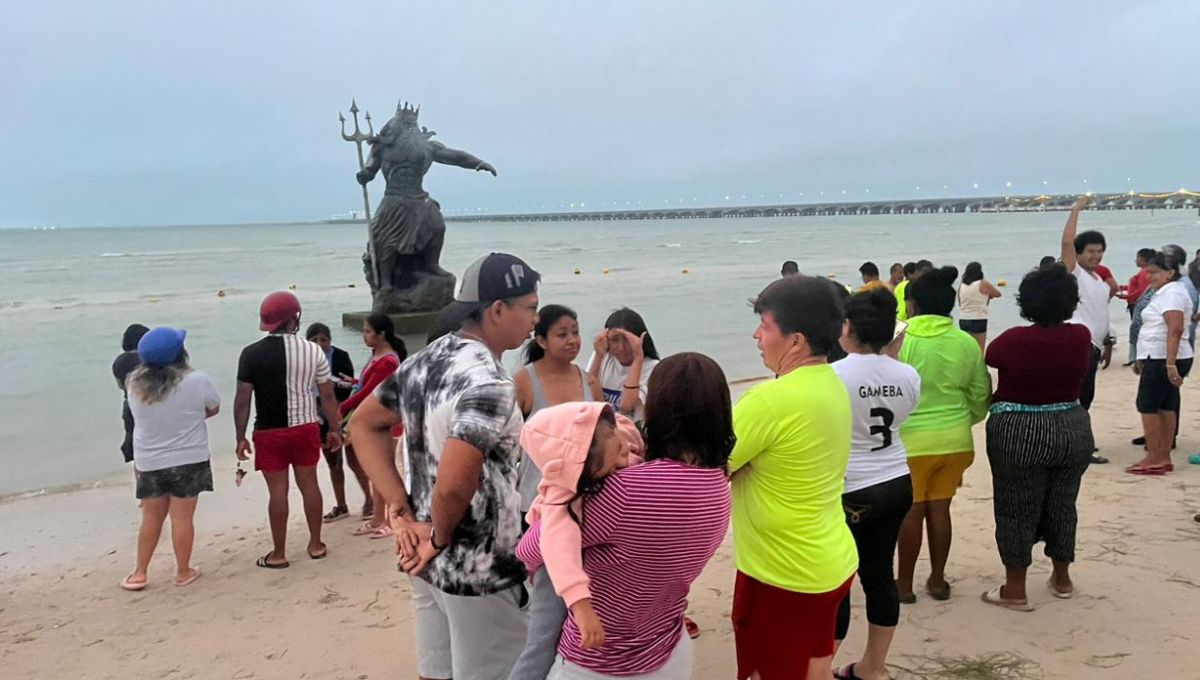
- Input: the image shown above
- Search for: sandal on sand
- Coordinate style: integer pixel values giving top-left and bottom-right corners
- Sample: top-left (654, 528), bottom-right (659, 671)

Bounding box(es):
top-left (256, 553), bottom-right (289, 569)
top-left (684, 616), bottom-right (701, 639)
top-left (308, 543), bottom-right (328, 560)
top-left (353, 521), bottom-right (381, 536)
top-left (980, 585), bottom-right (1034, 612)
top-left (1126, 463), bottom-right (1169, 476)
top-left (120, 575), bottom-right (148, 591)
top-left (322, 506), bottom-right (349, 523)
top-left (1046, 579), bottom-right (1072, 600)
top-left (369, 524), bottom-right (394, 540)
top-left (175, 569), bottom-right (202, 587)
top-left (834, 663), bottom-right (866, 680)
top-left (926, 580), bottom-right (951, 601)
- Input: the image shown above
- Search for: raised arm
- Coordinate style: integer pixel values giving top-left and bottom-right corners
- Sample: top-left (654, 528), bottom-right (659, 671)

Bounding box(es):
top-left (432, 143), bottom-right (497, 176)
top-left (1060, 196), bottom-right (1090, 273)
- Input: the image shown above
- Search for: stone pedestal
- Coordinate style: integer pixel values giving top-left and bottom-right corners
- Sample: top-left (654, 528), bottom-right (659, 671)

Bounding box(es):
top-left (341, 270), bottom-right (456, 352)
top-left (341, 309), bottom-right (443, 336)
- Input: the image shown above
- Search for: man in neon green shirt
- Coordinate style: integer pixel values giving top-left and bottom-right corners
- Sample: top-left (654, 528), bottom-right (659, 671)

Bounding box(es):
top-left (730, 276), bottom-right (859, 680)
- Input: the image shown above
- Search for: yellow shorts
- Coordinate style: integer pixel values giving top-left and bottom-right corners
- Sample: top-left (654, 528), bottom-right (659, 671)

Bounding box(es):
top-left (907, 452), bottom-right (974, 502)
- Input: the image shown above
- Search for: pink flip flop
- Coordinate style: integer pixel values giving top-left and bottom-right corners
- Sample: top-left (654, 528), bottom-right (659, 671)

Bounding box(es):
top-left (369, 525), bottom-right (394, 539)
top-left (120, 575), bottom-right (148, 591)
top-left (175, 569), bottom-right (201, 587)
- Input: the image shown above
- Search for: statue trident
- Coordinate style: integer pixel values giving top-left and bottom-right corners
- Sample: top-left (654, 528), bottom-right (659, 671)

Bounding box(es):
top-left (339, 99), bottom-right (378, 287)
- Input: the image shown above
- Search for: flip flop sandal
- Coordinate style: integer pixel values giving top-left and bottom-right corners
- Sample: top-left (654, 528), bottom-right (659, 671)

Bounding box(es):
top-left (834, 663), bottom-right (866, 680)
top-left (980, 585), bottom-right (1034, 612)
top-left (256, 553), bottom-right (290, 569)
top-left (369, 525), bottom-right (394, 540)
top-left (120, 575), bottom-right (148, 591)
top-left (1046, 578), bottom-right (1073, 600)
top-left (308, 544), bottom-right (328, 560)
top-left (684, 616), bottom-right (701, 639)
top-left (353, 521), bottom-right (382, 536)
top-left (175, 569), bottom-right (202, 587)
top-left (1126, 464), bottom-right (1168, 476)
top-left (322, 506), bottom-right (349, 523)
top-left (926, 580), bottom-right (951, 601)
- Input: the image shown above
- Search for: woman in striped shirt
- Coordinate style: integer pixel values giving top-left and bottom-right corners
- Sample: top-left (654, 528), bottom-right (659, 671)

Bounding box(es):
top-left (516, 352), bottom-right (733, 679)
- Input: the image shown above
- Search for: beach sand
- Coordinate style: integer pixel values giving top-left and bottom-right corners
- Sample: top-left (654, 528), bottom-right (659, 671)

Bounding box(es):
top-left (2, 364), bottom-right (1198, 679)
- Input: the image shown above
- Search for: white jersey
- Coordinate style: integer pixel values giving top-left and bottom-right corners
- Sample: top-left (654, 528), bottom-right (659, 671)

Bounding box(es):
top-left (831, 353), bottom-right (921, 493)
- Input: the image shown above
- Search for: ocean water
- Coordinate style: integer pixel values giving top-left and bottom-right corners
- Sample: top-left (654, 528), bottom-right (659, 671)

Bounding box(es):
top-left (2, 210), bottom-right (1197, 495)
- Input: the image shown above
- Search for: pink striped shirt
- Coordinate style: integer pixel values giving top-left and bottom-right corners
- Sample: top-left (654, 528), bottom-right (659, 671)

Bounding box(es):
top-left (516, 459), bottom-right (731, 675)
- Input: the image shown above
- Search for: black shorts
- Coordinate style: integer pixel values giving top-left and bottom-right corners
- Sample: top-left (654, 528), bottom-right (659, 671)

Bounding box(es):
top-left (959, 319), bottom-right (988, 334)
top-left (135, 460), bottom-right (214, 499)
top-left (1136, 358), bottom-right (1193, 414)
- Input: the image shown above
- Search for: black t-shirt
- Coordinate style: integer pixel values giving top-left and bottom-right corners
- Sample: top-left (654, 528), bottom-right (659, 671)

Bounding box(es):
top-left (237, 334), bottom-right (331, 431)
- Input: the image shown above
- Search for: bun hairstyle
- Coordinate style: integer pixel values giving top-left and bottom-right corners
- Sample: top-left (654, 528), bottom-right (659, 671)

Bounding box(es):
top-left (844, 288), bottom-right (898, 352)
top-left (524, 304), bottom-right (578, 364)
top-left (906, 265), bottom-right (959, 317)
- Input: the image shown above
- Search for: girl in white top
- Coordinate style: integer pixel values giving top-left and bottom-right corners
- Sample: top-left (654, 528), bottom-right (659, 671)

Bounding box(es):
top-left (830, 289), bottom-right (921, 680)
top-left (1130, 250), bottom-right (1195, 474)
top-left (586, 307), bottom-right (660, 423)
top-left (957, 261), bottom-right (1002, 348)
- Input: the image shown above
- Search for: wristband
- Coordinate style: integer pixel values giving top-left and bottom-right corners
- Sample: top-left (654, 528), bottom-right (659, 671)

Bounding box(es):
top-left (622, 384), bottom-right (639, 390)
top-left (430, 527), bottom-right (450, 552)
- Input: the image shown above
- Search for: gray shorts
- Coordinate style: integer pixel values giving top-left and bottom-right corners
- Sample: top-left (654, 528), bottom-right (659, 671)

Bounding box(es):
top-left (546, 624), bottom-right (693, 679)
top-left (411, 575), bottom-right (529, 680)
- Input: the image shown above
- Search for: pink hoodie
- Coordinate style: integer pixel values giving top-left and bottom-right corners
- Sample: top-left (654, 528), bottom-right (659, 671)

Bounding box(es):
top-left (521, 402), bottom-right (644, 607)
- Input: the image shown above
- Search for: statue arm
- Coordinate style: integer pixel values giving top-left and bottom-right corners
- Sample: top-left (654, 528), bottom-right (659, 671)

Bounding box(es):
top-left (357, 143), bottom-right (382, 185)
top-left (433, 144), bottom-right (497, 176)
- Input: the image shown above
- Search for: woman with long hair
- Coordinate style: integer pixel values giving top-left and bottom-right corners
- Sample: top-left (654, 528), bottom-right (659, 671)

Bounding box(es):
top-left (514, 305), bottom-right (603, 514)
top-left (121, 327), bottom-right (219, 591)
top-left (587, 307), bottom-right (661, 422)
top-left (957, 261), bottom-right (1002, 349)
top-left (982, 265), bottom-right (1092, 610)
top-left (895, 266), bottom-right (991, 604)
top-left (339, 312), bottom-right (407, 537)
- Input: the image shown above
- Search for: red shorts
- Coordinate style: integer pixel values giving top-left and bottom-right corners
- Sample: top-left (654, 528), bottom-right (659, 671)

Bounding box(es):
top-left (253, 423), bottom-right (321, 472)
top-left (732, 570), bottom-right (855, 680)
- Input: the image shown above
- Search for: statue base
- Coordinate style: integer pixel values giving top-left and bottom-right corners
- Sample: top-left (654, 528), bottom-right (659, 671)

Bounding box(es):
top-left (371, 270), bottom-right (456, 315)
top-left (342, 309), bottom-right (443, 337)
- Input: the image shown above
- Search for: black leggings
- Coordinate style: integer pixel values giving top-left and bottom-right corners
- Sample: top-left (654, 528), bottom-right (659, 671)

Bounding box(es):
top-left (835, 474), bottom-right (913, 639)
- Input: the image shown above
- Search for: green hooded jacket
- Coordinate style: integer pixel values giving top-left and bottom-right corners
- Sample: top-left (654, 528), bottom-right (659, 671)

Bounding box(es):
top-left (898, 315), bottom-right (992, 456)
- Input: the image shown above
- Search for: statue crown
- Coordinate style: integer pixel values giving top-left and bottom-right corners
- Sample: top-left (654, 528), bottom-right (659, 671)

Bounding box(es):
top-left (395, 100), bottom-right (421, 119)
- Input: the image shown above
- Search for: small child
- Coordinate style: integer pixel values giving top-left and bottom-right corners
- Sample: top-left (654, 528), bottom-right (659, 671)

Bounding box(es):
top-left (507, 402), bottom-right (643, 680)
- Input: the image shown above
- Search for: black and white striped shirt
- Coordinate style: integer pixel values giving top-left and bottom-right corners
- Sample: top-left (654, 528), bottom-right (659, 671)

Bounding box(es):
top-left (237, 334), bottom-right (332, 430)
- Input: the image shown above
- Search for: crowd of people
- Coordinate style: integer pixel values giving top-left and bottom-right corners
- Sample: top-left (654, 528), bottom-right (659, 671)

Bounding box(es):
top-left (110, 197), bottom-right (1200, 679)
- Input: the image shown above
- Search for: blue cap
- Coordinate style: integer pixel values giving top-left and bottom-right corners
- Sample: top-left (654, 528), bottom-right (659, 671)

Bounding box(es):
top-left (138, 327), bottom-right (187, 366)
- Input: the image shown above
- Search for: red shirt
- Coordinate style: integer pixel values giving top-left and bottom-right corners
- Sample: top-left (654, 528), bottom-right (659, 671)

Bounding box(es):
top-left (339, 352), bottom-right (402, 436)
top-left (1126, 268), bottom-right (1150, 307)
top-left (986, 324), bottom-right (1091, 404)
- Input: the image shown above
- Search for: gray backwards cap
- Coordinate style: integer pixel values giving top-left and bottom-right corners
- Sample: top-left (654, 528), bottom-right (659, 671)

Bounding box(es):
top-left (456, 253), bottom-right (540, 303)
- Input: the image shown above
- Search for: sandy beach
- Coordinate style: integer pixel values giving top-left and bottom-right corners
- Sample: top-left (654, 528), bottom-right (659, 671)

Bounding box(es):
top-left (3, 363), bottom-right (1199, 680)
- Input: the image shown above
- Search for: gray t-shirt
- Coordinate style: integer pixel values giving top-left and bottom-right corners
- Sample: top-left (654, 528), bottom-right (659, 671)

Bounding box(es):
top-left (374, 333), bottom-right (526, 596)
top-left (516, 363), bottom-right (593, 512)
top-left (130, 370), bottom-right (220, 472)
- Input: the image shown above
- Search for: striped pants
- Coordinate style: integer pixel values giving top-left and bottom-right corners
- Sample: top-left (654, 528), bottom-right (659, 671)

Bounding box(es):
top-left (985, 407), bottom-right (1093, 568)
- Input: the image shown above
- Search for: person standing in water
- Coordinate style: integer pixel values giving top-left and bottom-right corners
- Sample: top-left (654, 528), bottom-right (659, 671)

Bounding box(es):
top-left (957, 261), bottom-right (1003, 349)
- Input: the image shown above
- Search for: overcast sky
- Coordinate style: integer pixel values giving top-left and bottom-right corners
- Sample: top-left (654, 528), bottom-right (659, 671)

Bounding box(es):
top-left (3, 1), bottom-right (1197, 227)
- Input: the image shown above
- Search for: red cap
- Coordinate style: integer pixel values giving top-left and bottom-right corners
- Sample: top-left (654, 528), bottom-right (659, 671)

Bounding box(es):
top-left (259, 291), bottom-right (301, 331)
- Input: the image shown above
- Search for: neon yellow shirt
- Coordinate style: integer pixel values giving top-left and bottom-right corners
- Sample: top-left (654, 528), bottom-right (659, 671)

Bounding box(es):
top-left (898, 315), bottom-right (991, 456)
top-left (729, 364), bottom-right (859, 593)
top-left (895, 280), bottom-right (910, 321)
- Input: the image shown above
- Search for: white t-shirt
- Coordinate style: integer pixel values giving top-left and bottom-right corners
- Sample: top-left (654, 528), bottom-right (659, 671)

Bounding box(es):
top-left (130, 370), bottom-right (220, 472)
top-left (588, 352), bottom-right (659, 423)
top-left (831, 353), bottom-right (921, 493)
top-left (1069, 265), bottom-right (1111, 349)
top-left (1137, 280), bottom-right (1196, 360)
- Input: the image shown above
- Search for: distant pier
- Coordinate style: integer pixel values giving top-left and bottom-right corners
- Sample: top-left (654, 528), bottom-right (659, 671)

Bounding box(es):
top-left (445, 189), bottom-right (1199, 223)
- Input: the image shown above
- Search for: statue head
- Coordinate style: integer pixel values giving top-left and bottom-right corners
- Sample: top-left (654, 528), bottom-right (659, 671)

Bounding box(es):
top-left (394, 100), bottom-right (420, 131)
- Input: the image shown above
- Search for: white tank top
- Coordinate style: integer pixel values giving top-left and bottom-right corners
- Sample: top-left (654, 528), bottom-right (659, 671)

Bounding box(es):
top-left (958, 281), bottom-right (989, 320)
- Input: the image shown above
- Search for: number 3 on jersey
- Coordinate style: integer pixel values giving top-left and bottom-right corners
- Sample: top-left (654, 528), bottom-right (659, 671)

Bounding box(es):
top-left (868, 407), bottom-right (895, 451)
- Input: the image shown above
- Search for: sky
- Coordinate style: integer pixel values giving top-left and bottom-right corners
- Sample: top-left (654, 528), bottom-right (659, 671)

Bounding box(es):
top-left (2, 0), bottom-right (1197, 228)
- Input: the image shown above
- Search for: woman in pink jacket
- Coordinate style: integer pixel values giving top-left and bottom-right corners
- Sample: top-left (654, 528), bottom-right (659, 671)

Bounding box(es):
top-left (516, 352), bottom-right (733, 680)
